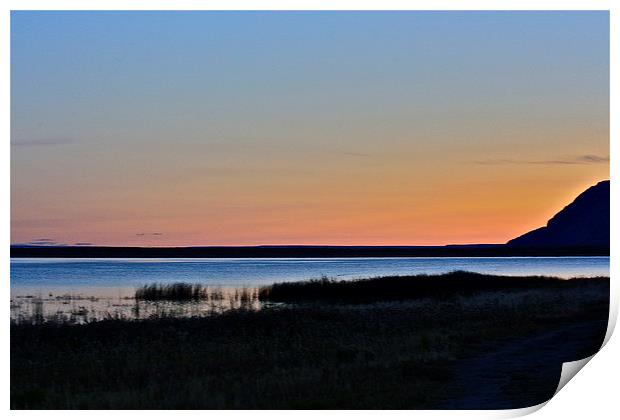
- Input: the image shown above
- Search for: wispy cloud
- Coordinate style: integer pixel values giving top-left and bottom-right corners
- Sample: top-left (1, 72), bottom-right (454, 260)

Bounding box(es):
top-left (341, 151), bottom-right (372, 158)
top-left (473, 154), bottom-right (609, 166)
top-left (29, 241), bottom-right (59, 246)
top-left (18, 238), bottom-right (66, 246)
top-left (11, 138), bottom-right (73, 148)
top-left (136, 232), bottom-right (164, 236)
top-left (12, 239), bottom-right (94, 247)
top-left (576, 154), bottom-right (609, 164)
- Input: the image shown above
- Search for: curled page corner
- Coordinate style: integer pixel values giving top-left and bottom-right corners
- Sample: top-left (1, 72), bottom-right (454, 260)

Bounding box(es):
top-left (602, 308), bottom-right (617, 348)
top-left (554, 355), bottom-right (595, 397)
top-left (549, 309), bottom-right (616, 399)
top-left (507, 401), bottom-right (548, 418)
top-left (508, 355), bottom-right (598, 418)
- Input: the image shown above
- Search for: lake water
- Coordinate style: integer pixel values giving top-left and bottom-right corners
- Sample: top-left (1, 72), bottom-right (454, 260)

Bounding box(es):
top-left (10, 257), bottom-right (609, 324)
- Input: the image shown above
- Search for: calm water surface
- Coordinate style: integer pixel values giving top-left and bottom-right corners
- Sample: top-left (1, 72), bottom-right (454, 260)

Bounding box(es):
top-left (10, 257), bottom-right (609, 324)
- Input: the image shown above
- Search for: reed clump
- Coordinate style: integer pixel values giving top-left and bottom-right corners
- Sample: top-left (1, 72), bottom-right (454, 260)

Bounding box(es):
top-left (135, 282), bottom-right (209, 301)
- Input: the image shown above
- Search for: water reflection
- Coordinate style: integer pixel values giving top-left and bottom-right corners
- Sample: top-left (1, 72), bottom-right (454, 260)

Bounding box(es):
top-left (10, 287), bottom-right (262, 325)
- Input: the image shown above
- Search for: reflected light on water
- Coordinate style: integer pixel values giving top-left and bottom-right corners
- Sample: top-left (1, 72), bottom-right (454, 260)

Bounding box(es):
top-left (10, 287), bottom-right (263, 325)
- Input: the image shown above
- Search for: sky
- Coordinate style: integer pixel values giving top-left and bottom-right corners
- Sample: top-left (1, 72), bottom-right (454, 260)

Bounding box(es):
top-left (11, 11), bottom-right (609, 246)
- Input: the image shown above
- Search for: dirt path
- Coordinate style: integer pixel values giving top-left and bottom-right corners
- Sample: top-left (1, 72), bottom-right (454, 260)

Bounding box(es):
top-left (440, 320), bottom-right (607, 409)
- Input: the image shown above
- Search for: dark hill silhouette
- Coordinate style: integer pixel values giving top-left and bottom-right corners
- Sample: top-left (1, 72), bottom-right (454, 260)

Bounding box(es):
top-left (508, 180), bottom-right (609, 248)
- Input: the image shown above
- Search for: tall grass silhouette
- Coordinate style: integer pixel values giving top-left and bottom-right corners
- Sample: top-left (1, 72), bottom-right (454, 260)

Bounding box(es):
top-left (135, 282), bottom-right (208, 301)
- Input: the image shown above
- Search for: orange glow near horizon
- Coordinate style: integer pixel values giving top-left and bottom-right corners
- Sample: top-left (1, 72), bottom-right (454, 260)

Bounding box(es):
top-left (11, 163), bottom-right (609, 247)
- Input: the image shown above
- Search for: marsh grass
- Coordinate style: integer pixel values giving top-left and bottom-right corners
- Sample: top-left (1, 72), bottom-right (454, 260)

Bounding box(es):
top-left (12, 286), bottom-right (263, 326)
top-left (135, 283), bottom-right (209, 301)
top-left (258, 270), bottom-right (606, 303)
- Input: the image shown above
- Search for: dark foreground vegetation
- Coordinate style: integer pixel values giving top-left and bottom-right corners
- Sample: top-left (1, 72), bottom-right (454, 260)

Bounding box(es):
top-left (11, 273), bottom-right (609, 409)
top-left (258, 271), bottom-right (605, 303)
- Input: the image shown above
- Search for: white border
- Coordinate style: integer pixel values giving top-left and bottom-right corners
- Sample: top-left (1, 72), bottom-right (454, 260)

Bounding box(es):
top-left (2, 1), bottom-right (617, 419)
